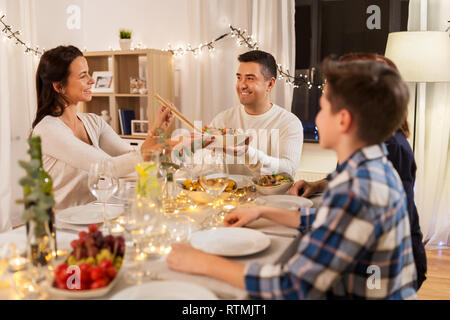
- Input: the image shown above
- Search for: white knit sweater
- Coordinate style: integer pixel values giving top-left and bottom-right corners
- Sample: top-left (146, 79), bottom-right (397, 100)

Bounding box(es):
top-left (33, 113), bottom-right (140, 210)
top-left (209, 104), bottom-right (303, 177)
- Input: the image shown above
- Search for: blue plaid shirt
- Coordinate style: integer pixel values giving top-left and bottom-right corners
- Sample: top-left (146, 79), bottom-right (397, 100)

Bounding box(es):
top-left (245, 144), bottom-right (418, 299)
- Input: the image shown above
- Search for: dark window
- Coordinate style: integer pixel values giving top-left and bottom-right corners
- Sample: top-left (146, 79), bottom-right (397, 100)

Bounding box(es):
top-left (292, 0), bottom-right (410, 142)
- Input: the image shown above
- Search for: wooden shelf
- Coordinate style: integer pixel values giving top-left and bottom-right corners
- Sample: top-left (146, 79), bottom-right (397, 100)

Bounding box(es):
top-left (91, 93), bottom-right (114, 97)
top-left (119, 135), bottom-right (146, 140)
top-left (115, 93), bottom-right (148, 97)
top-left (80, 49), bottom-right (175, 137)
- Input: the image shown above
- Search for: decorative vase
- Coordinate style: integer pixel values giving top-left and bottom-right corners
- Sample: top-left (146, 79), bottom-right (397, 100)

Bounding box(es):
top-left (119, 39), bottom-right (131, 51)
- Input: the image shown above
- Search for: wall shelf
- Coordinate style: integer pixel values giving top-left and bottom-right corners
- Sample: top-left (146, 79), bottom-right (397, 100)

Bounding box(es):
top-left (81, 49), bottom-right (175, 138)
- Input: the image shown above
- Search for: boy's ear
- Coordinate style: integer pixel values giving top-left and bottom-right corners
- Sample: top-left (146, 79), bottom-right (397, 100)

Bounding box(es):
top-left (338, 109), bottom-right (353, 133)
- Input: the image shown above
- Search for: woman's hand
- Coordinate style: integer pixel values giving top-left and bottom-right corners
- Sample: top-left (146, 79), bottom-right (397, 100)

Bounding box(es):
top-left (166, 243), bottom-right (212, 275)
top-left (224, 206), bottom-right (262, 227)
top-left (140, 135), bottom-right (182, 161)
top-left (289, 179), bottom-right (327, 197)
top-left (151, 105), bottom-right (174, 134)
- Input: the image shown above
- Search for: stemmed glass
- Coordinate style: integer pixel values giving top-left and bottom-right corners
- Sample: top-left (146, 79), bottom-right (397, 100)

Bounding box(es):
top-left (199, 152), bottom-right (229, 204)
top-left (88, 159), bottom-right (119, 234)
top-left (123, 196), bottom-right (166, 284)
top-left (199, 152), bottom-right (229, 228)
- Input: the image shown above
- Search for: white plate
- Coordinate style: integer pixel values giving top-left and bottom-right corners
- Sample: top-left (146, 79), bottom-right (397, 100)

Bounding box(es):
top-left (190, 227), bottom-right (271, 257)
top-left (110, 281), bottom-right (217, 300)
top-left (255, 195), bottom-right (313, 210)
top-left (56, 204), bottom-right (124, 225)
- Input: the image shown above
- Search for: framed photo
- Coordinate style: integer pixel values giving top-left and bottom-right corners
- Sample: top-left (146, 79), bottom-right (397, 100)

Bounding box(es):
top-left (131, 120), bottom-right (149, 136)
top-left (92, 71), bottom-right (114, 93)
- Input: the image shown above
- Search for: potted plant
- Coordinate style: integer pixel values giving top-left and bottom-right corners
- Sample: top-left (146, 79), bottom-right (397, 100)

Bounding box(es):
top-left (119, 29), bottom-right (132, 50)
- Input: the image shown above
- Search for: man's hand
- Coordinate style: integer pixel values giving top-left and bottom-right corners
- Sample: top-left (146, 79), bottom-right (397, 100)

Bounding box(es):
top-left (167, 243), bottom-right (212, 275)
top-left (224, 206), bottom-right (262, 227)
top-left (289, 179), bottom-right (327, 197)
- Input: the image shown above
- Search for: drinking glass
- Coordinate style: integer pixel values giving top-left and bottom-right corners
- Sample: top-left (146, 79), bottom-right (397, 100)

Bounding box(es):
top-left (123, 196), bottom-right (165, 284)
top-left (199, 153), bottom-right (229, 206)
top-left (88, 159), bottom-right (119, 234)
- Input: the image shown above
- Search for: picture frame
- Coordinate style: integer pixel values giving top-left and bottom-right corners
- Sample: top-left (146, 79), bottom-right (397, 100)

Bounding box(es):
top-left (131, 120), bottom-right (149, 136)
top-left (92, 71), bottom-right (114, 93)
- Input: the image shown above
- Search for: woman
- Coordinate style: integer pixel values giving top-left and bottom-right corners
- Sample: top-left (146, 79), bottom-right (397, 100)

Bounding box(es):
top-left (289, 52), bottom-right (426, 290)
top-left (32, 45), bottom-right (175, 210)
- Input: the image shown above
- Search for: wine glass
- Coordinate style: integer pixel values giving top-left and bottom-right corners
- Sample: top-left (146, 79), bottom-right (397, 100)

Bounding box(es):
top-left (88, 159), bottom-right (119, 234)
top-left (199, 153), bottom-right (229, 203)
top-left (123, 196), bottom-right (166, 284)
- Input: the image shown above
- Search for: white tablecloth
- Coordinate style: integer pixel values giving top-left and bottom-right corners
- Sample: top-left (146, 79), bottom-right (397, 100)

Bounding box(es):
top-left (0, 222), bottom-right (298, 300)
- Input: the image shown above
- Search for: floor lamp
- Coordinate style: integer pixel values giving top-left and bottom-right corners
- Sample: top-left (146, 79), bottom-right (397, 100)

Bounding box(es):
top-left (384, 31), bottom-right (450, 153)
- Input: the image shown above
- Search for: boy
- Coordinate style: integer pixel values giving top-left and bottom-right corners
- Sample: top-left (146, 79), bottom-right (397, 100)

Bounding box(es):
top-left (167, 58), bottom-right (417, 299)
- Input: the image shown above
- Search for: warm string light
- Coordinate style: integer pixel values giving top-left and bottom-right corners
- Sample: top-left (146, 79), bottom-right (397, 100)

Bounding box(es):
top-left (166, 25), bottom-right (323, 90)
top-left (0, 12), bottom-right (42, 56)
top-left (0, 13), bottom-right (322, 90)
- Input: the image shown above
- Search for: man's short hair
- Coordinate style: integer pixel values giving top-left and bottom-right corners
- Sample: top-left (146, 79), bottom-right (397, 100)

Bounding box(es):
top-left (320, 57), bottom-right (409, 145)
top-left (238, 50), bottom-right (277, 80)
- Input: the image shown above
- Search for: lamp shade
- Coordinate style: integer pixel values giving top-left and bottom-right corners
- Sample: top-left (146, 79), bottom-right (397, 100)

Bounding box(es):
top-left (385, 31), bottom-right (450, 82)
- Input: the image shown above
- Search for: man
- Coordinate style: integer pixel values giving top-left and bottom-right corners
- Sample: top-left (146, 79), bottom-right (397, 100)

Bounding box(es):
top-left (208, 50), bottom-right (303, 177)
top-left (167, 58), bottom-right (417, 299)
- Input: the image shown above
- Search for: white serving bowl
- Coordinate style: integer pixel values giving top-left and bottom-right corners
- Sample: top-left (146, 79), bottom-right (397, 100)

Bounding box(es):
top-left (253, 173), bottom-right (294, 195)
top-left (206, 133), bottom-right (248, 149)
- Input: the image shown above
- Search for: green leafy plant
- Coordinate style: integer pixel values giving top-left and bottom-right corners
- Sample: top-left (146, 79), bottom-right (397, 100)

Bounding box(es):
top-left (119, 29), bottom-right (132, 39)
top-left (16, 136), bottom-right (55, 238)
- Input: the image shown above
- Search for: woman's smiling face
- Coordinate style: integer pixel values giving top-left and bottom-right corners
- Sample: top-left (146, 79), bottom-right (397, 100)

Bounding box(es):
top-left (61, 56), bottom-right (94, 104)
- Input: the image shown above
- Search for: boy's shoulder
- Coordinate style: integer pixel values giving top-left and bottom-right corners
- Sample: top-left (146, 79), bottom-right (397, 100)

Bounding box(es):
top-left (328, 144), bottom-right (405, 208)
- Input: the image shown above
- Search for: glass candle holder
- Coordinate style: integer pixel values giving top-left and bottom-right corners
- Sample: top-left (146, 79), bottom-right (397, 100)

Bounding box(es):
top-left (10, 269), bottom-right (47, 300)
top-left (8, 256), bottom-right (29, 273)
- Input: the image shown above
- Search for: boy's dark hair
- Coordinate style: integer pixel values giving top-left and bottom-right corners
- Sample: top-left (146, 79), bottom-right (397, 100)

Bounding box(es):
top-left (238, 50), bottom-right (277, 80)
top-left (338, 52), bottom-right (410, 138)
top-left (320, 57), bottom-right (409, 145)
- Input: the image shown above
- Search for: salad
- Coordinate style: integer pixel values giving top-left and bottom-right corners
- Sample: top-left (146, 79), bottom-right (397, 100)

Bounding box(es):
top-left (202, 126), bottom-right (244, 136)
top-left (257, 174), bottom-right (293, 187)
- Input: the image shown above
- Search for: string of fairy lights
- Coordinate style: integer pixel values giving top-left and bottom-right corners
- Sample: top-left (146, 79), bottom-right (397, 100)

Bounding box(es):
top-left (0, 12), bottom-right (322, 90)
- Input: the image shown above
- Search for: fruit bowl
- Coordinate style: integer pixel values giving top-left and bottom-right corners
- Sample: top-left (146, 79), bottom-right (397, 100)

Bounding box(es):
top-left (46, 267), bottom-right (122, 299)
top-left (47, 224), bottom-right (125, 299)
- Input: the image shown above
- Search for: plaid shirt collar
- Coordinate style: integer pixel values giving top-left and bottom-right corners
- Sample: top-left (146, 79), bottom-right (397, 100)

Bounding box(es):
top-left (326, 143), bottom-right (388, 182)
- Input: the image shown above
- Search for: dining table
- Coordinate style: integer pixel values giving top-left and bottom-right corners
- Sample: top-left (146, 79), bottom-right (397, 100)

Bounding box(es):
top-left (0, 176), bottom-right (322, 300)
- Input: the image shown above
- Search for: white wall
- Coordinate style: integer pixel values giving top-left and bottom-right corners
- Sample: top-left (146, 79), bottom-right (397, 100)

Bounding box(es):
top-left (33, 0), bottom-right (190, 51)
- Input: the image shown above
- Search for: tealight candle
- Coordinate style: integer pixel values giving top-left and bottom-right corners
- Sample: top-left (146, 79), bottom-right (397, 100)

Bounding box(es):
top-left (8, 256), bottom-right (29, 272)
top-left (223, 204), bottom-right (236, 212)
top-left (110, 224), bottom-right (125, 236)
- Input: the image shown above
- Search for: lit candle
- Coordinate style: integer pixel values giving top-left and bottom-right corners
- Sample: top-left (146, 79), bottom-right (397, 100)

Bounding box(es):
top-left (110, 224), bottom-right (125, 236)
top-left (223, 204), bottom-right (236, 212)
top-left (8, 256), bottom-right (29, 272)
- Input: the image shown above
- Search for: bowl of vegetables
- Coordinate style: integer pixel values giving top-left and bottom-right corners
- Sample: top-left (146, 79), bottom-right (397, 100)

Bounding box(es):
top-left (253, 173), bottom-right (294, 195)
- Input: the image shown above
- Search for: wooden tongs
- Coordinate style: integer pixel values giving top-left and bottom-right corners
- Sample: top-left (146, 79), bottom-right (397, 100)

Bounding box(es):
top-left (154, 94), bottom-right (202, 133)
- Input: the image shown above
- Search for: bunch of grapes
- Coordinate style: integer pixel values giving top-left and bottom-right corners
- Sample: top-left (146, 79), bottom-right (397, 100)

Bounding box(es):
top-left (53, 224), bottom-right (126, 291)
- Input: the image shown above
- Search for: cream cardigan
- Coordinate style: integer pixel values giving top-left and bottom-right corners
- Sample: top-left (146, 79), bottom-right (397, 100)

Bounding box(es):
top-left (33, 113), bottom-right (140, 210)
